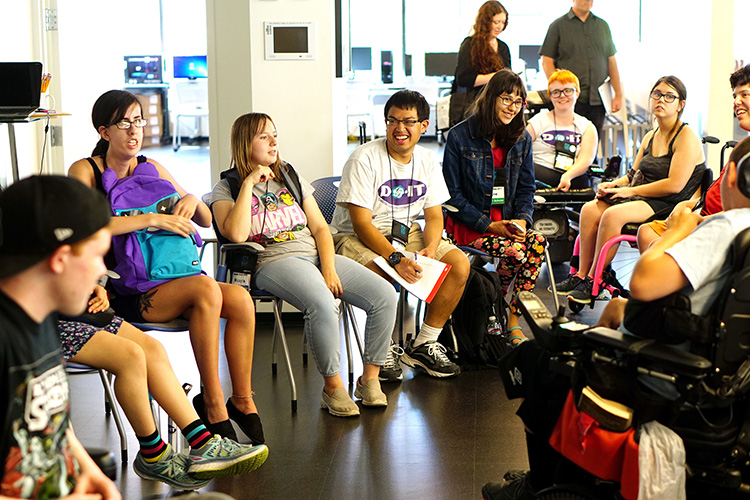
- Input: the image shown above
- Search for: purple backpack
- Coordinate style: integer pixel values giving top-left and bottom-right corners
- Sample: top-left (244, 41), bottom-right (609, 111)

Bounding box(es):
top-left (102, 160), bottom-right (202, 295)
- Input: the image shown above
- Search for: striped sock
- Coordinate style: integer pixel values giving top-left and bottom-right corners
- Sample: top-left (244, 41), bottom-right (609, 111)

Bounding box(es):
top-left (137, 430), bottom-right (168, 462)
top-left (183, 419), bottom-right (213, 449)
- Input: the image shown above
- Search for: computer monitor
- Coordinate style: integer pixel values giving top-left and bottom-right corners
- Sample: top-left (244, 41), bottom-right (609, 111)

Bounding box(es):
top-left (173, 55), bottom-right (208, 79)
top-left (124, 55), bottom-right (162, 84)
top-left (351, 47), bottom-right (372, 71)
top-left (519, 45), bottom-right (542, 72)
top-left (424, 52), bottom-right (457, 80)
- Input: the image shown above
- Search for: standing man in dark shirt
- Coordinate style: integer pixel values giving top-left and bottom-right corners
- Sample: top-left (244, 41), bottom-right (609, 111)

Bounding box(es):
top-left (540, 0), bottom-right (622, 142)
top-left (0, 176), bottom-right (119, 499)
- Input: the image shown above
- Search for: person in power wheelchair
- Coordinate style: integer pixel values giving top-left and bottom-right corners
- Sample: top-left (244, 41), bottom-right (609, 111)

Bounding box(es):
top-left (554, 75), bottom-right (707, 306)
top-left (484, 137), bottom-right (750, 500)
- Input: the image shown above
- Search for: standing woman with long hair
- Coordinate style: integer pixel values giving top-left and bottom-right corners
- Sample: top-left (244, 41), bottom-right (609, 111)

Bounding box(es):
top-left (450, 1), bottom-right (511, 128)
top-left (443, 69), bottom-right (546, 345)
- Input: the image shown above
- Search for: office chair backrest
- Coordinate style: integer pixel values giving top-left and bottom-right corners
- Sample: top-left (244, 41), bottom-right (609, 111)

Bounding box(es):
top-left (310, 176), bottom-right (341, 224)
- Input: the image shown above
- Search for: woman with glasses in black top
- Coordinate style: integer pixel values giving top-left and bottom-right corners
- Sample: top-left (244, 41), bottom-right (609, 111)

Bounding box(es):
top-left (554, 75), bottom-right (707, 305)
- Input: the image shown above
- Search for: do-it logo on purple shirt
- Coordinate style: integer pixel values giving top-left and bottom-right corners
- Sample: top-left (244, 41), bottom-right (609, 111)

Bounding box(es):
top-left (378, 178), bottom-right (427, 206)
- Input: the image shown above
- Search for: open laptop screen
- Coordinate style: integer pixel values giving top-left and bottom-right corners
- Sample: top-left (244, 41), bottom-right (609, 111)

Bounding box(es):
top-left (0, 62), bottom-right (43, 108)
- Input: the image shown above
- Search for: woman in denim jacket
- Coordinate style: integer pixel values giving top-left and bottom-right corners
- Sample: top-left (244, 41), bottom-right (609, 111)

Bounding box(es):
top-left (443, 69), bottom-right (545, 345)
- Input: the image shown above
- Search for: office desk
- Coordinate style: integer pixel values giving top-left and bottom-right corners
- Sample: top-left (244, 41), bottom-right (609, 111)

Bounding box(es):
top-left (1, 111), bottom-right (67, 183)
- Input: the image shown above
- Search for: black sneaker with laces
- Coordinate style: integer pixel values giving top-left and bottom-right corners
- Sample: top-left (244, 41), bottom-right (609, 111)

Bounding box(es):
top-left (551, 274), bottom-right (584, 295)
top-left (378, 342), bottom-right (404, 382)
top-left (401, 340), bottom-right (460, 378)
top-left (567, 276), bottom-right (594, 304)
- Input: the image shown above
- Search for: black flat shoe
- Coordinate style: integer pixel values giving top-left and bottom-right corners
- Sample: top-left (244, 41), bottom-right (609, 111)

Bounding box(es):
top-left (192, 392), bottom-right (238, 441)
top-left (226, 398), bottom-right (265, 445)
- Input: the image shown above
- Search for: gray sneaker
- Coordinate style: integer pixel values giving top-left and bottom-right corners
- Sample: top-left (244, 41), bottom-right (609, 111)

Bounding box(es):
top-left (354, 377), bottom-right (387, 406)
top-left (401, 340), bottom-right (460, 378)
top-left (188, 435), bottom-right (269, 479)
top-left (320, 387), bottom-right (360, 417)
top-left (551, 274), bottom-right (584, 295)
top-left (378, 342), bottom-right (404, 382)
top-left (134, 444), bottom-right (210, 490)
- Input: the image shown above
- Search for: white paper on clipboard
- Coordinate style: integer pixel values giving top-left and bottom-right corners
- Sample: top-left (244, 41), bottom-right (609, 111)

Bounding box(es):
top-left (598, 79), bottom-right (613, 115)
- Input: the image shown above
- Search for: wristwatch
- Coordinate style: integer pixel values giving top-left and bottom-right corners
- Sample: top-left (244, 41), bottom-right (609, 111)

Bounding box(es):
top-left (387, 251), bottom-right (405, 268)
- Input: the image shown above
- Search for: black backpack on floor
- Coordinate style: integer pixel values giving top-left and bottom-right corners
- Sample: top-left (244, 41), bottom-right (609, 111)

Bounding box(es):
top-left (439, 263), bottom-right (508, 369)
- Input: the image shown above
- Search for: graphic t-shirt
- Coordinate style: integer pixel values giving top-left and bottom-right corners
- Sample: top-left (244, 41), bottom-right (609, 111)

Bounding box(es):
top-left (0, 292), bottom-right (78, 499)
top-left (528, 111), bottom-right (592, 169)
top-left (210, 174), bottom-right (318, 268)
top-left (332, 138), bottom-right (450, 235)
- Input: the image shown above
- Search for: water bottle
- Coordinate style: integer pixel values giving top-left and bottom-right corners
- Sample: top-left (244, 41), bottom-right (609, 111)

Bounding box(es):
top-left (487, 315), bottom-right (502, 336)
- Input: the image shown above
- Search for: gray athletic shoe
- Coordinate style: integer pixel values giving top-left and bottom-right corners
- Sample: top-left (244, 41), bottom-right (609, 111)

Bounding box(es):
top-left (188, 435), bottom-right (268, 479)
top-left (551, 274), bottom-right (584, 295)
top-left (134, 444), bottom-right (210, 490)
top-left (401, 340), bottom-right (460, 378)
top-left (378, 342), bottom-right (404, 382)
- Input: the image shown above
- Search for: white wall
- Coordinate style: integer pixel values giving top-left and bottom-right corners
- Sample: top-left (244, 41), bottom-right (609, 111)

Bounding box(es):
top-left (207, 0), bottom-right (342, 184)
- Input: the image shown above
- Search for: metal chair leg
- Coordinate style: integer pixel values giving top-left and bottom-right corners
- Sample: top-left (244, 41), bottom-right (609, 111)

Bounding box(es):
top-left (98, 369), bottom-right (128, 463)
top-left (272, 298), bottom-right (297, 413)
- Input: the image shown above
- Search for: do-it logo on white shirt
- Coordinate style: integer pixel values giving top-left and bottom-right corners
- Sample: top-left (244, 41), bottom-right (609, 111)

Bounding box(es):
top-left (378, 179), bottom-right (427, 206)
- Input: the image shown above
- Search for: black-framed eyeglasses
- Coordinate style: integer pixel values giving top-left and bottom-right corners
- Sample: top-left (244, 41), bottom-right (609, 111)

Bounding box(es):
top-left (549, 87), bottom-right (577, 98)
top-left (650, 90), bottom-right (679, 103)
top-left (498, 95), bottom-right (525, 109)
top-left (110, 118), bottom-right (148, 129)
top-left (386, 117), bottom-right (423, 127)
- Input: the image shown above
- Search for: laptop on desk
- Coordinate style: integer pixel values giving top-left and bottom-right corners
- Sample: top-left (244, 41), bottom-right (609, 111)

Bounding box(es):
top-left (0, 62), bottom-right (43, 120)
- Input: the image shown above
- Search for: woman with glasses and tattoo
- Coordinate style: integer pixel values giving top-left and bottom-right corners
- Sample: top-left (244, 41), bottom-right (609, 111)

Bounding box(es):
top-left (450, 0), bottom-right (511, 128)
top-left (554, 75), bottom-right (707, 304)
top-left (68, 90), bottom-right (265, 447)
top-left (527, 69), bottom-right (598, 191)
top-left (443, 69), bottom-right (546, 346)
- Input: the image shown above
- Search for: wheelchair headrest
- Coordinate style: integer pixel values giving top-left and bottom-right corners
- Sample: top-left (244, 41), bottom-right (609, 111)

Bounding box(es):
top-left (736, 151), bottom-right (750, 199)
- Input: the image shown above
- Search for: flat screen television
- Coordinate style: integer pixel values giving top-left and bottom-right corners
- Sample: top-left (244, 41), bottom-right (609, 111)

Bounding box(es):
top-left (173, 55), bottom-right (208, 79)
top-left (424, 52), bottom-right (457, 79)
top-left (124, 55), bottom-right (162, 84)
top-left (264, 21), bottom-right (316, 60)
top-left (351, 47), bottom-right (372, 71)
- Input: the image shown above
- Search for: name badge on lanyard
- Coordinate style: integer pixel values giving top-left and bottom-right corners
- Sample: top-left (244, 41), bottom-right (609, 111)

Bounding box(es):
top-left (492, 167), bottom-right (506, 205)
top-left (554, 140), bottom-right (577, 172)
top-left (390, 219), bottom-right (410, 251)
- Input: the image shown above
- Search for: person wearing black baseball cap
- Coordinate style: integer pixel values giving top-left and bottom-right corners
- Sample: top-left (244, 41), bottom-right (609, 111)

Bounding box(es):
top-left (0, 175), bottom-right (119, 499)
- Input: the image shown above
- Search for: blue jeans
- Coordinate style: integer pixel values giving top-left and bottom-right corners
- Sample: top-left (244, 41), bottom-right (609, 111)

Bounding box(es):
top-left (253, 255), bottom-right (398, 377)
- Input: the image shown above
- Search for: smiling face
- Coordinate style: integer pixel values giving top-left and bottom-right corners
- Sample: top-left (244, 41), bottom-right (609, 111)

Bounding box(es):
top-left (494, 92), bottom-right (523, 125)
top-left (549, 80), bottom-right (579, 112)
top-left (490, 12), bottom-right (507, 38)
top-left (99, 102), bottom-right (143, 157)
top-left (250, 119), bottom-right (279, 168)
top-left (384, 105), bottom-right (427, 163)
top-left (734, 84), bottom-right (750, 132)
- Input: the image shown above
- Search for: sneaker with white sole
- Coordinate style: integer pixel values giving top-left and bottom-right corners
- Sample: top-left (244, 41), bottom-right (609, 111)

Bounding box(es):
top-left (354, 377), bottom-right (387, 406)
top-left (550, 274), bottom-right (584, 295)
top-left (379, 342), bottom-right (404, 382)
top-left (134, 444), bottom-right (210, 490)
top-left (320, 387), bottom-right (360, 417)
top-left (188, 435), bottom-right (269, 479)
top-left (401, 340), bottom-right (460, 378)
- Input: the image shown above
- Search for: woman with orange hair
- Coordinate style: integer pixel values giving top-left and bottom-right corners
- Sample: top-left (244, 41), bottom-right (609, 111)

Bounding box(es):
top-left (450, 1), bottom-right (510, 127)
top-left (526, 69), bottom-right (598, 191)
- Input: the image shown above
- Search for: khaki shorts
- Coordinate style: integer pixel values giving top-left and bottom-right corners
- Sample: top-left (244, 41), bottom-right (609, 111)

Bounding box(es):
top-left (643, 219), bottom-right (668, 237)
top-left (334, 223), bottom-right (458, 266)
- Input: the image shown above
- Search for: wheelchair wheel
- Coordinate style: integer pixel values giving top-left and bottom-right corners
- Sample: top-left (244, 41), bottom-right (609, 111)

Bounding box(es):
top-left (567, 300), bottom-right (585, 314)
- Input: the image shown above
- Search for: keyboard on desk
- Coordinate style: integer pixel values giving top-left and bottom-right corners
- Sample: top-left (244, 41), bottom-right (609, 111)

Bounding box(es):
top-left (535, 187), bottom-right (595, 203)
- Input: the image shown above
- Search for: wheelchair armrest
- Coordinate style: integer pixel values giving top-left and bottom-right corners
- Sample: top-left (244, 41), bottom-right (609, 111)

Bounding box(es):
top-left (583, 327), bottom-right (712, 378)
top-left (220, 242), bottom-right (265, 253)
